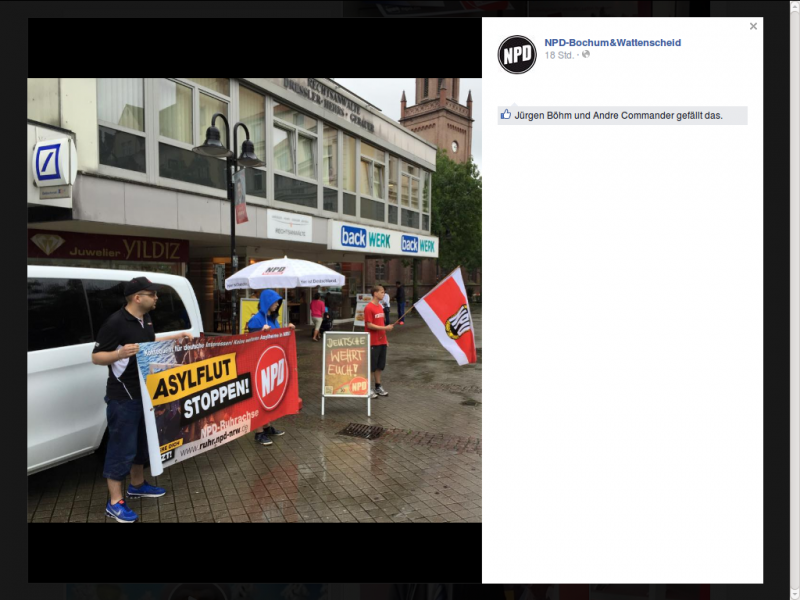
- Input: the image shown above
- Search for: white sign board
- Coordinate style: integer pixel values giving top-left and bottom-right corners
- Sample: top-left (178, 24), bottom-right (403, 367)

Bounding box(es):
top-left (320, 331), bottom-right (371, 417)
top-left (267, 209), bottom-right (312, 242)
top-left (328, 220), bottom-right (439, 258)
top-left (32, 137), bottom-right (78, 189)
top-left (353, 293), bottom-right (373, 327)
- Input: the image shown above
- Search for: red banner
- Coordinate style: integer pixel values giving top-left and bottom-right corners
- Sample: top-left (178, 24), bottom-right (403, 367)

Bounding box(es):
top-left (28, 229), bottom-right (189, 263)
top-left (136, 329), bottom-right (300, 471)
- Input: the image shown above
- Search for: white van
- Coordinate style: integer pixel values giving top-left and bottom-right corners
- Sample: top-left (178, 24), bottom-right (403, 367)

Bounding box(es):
top-left (27, 265), bottom-right (204, 475)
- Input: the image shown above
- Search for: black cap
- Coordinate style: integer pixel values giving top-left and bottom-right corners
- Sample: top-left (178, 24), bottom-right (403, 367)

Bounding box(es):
top-left (124, 276), bottom-right (159, 296)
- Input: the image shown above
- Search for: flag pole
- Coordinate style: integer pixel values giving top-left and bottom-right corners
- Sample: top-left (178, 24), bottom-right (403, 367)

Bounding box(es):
top-left (396, 304), bottom-right (415, 322)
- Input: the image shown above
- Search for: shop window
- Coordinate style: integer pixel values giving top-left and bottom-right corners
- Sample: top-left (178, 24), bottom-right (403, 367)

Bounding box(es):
top-left (273, 103), bottom-right (317, 181)
top-left (274, 103), bottom-right (317, 133)
top-left (343, 134), bottom-right (356, 193)
top-left (99, 126), bottom-right (146, 173)
top-left (97, 78), bottom-right (146, 174)
top-left (298, 134), bottom-right (315, 179)
top-left (402, 209), bottom-right (420, 229)
top-left (375, 261), bottom-right (385, 281)
top-left (98, 78), bottom-right (145, 131)
top-left (361, 197), bottom-right (384, 222)
top-left (158, 78), bottom-right (231, 191)
top-left (273, 126), bottom-right (294, 173)
top-left (158, 79), bottom-right (195, 145)
top-left (423, 171), bottom-right (431, 212)
top-left (343, 193), bottom-right (356, 216)
top-left (388, 156), bottom-right (398, 204)
top-left (28, 278), bottom-right (93, 352)
top-left (159, 143), bottom-right (226, 190)
top-left (360, 141), bottom-right (385, 200)
top-left (323, 125), bottom-right (338, 187)
top-left (275, 174), bottom-right (317, 208)
top-left (239, 85), bottom-right (267, 193)
top-left (186, 78), bottom-right (230, 96)
top-left (244, 168), bottom-right (267, 198)
top-left (323, 188), bottom-right (338, 212)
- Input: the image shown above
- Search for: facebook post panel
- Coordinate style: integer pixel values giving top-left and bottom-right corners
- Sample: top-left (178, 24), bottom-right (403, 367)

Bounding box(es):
top-left (483, 19), bottom-right (763, 584)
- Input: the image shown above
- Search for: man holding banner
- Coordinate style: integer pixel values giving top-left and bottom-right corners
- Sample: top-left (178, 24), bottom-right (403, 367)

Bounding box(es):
top-left (91, 277), bottom-right (193, 523)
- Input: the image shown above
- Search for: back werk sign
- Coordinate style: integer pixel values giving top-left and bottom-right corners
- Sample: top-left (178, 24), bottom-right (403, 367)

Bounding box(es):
top-left (135, 329), bottom-right (300, 474)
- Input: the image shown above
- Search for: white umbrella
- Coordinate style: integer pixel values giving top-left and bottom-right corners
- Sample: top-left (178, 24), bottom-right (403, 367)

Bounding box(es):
top-left (225, 256), bottom-right (345, 328)
top-left (225, 256), bottom-right (345, 289)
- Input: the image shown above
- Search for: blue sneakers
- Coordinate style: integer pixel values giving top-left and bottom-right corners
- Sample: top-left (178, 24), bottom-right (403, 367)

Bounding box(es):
top-left (264, 425), bottom-right (285, 436)
top-left (106, 499), bottom-right (138, 523)
top-left (127, 480), bottom-right (166, 498)
top-left (255, 431), bottom-right (273, 446)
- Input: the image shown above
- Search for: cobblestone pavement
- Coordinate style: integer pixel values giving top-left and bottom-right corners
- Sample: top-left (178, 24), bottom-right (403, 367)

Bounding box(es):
top-left (28, 305), bottom-right (482, 523)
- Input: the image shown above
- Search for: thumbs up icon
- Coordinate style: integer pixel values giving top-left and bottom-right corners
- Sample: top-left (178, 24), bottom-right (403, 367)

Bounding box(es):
top-left (501, 109), bottom-right (511, 120)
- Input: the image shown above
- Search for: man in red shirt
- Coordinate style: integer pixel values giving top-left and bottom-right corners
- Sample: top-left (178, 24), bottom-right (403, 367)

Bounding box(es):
top-left (364, 284), bottom-right (394, 398)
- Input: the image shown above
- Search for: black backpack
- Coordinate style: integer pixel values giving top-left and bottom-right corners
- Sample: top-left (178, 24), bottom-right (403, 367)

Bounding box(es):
top-left (320, 312), bottom-right (333, 332)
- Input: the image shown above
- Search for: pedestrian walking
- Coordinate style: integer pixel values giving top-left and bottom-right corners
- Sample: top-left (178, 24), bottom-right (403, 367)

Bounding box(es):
top-left (310, 292), bottom-right (326, 341)
top-left (379, 284), bottom-right (391, 325)
top-left (395, 280), bottom-right (406, 324)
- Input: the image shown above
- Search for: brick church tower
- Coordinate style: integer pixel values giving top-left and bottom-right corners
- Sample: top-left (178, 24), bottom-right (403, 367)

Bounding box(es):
top-left (367, 79), bottom-right (479, 312)
top-left (399, 78), bottom-right (473, 165)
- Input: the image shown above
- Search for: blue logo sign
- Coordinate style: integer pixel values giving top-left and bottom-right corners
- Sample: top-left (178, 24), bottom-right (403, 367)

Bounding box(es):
top-left (341, 225), bottom-right (367, 249)
top-left (401, 235), bottom-right (419, 253)
top-left (36, 143), bottom-right (61, 181)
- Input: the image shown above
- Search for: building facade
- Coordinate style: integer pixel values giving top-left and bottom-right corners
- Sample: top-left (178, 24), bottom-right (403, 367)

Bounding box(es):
top-left (366, 77), bottom-right (480, 305)
top-left (27, 78), bottom-right (439, 333)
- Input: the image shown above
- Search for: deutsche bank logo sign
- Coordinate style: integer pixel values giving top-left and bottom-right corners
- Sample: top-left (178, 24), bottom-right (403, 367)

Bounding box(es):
top-left (341, 225), bottom-right (367, 249)
top-left (401, 235), bottom-right (419, 253)
top-left (36, 144), bottom-right (61, 181)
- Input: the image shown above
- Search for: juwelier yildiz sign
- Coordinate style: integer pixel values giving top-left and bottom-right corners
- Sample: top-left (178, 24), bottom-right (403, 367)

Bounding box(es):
top-left (328, 220), bottom-right (438, 258)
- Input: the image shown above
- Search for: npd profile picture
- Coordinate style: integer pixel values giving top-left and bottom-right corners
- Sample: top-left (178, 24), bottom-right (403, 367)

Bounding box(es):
top-left (498, 35), bottom-right (536, 74)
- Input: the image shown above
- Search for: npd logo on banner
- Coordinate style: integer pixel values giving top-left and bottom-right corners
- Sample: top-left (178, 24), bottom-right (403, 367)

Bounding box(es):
top-left (255, 346), bottom-right (289, 410)
top-left (499, 35), bottom-right (536, 74)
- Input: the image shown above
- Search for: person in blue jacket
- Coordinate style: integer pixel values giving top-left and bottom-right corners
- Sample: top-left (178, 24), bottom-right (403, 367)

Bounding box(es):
top-left (247, 289), bottom-right (295, 446)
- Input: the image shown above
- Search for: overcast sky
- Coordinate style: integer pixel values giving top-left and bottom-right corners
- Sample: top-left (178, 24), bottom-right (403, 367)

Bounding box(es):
top-left (333, 78), bottom-right (482, 176)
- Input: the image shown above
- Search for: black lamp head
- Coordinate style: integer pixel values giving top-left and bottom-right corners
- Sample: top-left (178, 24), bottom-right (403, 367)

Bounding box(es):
top-left (192, 125), bottom-right (233, 158)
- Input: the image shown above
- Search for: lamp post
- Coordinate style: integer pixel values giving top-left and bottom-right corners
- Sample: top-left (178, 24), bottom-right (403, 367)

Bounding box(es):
top-left (193, 113), bottom-right (265, 335)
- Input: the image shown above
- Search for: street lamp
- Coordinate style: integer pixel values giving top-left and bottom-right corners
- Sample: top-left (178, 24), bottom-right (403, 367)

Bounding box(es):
top-left (193, 113), bottom-right (265, 335)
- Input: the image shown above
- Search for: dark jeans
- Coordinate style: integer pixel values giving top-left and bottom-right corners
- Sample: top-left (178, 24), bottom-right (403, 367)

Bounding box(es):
top-left (398, 301), bottom-right (406, 322)
top-left (383, 307), bottom-right (391, 325)
top-left (103, 395), bottom-right (149, 481)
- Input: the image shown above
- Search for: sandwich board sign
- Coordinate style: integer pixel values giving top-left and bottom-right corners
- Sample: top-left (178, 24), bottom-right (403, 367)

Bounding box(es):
top-left (353, 293), bottom-right (372, 329)
top-left (321, 331), bottom-right (371, 416)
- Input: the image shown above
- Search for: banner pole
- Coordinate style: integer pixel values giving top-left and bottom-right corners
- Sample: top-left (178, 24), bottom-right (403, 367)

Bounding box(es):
top-left (397, 304), bottom-right (415, 322)
top-left (321, 331), bottom-right (326, 416)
